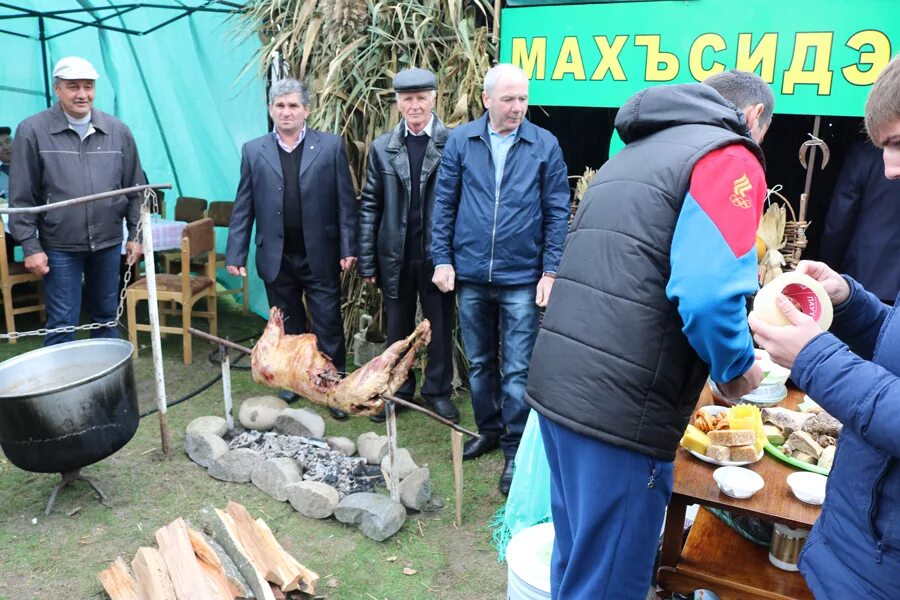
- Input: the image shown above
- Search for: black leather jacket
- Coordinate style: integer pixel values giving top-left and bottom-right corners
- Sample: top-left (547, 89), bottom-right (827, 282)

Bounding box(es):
top-left (357, 115), bottom-right (448, 298)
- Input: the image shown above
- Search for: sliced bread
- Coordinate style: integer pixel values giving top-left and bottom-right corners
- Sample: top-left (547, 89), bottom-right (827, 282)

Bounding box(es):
top-left (708, 429), bottom-right (755, 447)
top-left (729, 445), bottom-right (759, 462)
top-left (705, 444), bottom-right (731, 461)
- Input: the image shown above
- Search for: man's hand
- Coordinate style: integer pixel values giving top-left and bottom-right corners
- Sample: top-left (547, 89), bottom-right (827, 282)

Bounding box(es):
top-left (794, 260), bottom-right (850, 306)
top-left (363, 276), bottom-right (377, 285)
top-left (749, 294), bottom-right (825, 369)
top-left (432, 265), bottom-right (455, 293)
top-left (125, 241), bottom-right (142, 264)
top-left (226, 265), bottom-right (247, 277)
top-left (535, 275), bottom-right (555, 307)
top-left (716, 362), bottom-right (765, 400)
top-left (340, 256), bottom-right (357, 272)
top-left (24, 252), bottom-right (49, 276)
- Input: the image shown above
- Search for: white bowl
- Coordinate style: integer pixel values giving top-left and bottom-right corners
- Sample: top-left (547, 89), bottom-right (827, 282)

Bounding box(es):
top-left (713, 466), bottom-right (765, 499)
top-left (787, 472), bottom-right (828, 505)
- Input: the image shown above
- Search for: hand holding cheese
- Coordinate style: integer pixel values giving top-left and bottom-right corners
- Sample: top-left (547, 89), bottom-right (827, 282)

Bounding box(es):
top-left (750, 277), bottom-right (833, 369)
top-left (793, 260), bottom-right (850, 306)
top-left (752, 271), bottom-right (833, 331)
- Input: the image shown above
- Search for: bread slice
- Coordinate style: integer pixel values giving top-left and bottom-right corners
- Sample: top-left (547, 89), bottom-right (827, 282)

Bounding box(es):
top-left (708, 429), bottom-right (755, 447)
top-left (729, 445), bottom-right (759, 462)
top-left (705, 444), bottom-right (731, 461)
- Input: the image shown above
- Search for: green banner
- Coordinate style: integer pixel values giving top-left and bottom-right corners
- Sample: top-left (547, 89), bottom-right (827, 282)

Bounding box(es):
top-left (499, 0), bottom-right (899, 116)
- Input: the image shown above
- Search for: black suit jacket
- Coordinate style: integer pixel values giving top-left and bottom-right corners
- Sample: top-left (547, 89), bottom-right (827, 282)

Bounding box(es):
top-left (226, 128), bottom-right (357, 282)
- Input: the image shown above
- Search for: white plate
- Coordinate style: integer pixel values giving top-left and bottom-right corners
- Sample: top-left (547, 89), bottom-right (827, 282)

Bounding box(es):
top-left (686, 406), bottom-right (763, 466)
top-left (688, 447), bottom-right (763, 467)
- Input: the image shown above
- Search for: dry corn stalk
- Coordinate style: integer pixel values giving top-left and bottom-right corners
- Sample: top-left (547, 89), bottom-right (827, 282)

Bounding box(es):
top-left (757, 200), bottom-right (787, 285)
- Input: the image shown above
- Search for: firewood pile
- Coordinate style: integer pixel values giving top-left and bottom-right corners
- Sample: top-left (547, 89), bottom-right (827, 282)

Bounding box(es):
top-left (98, 501), bottom-right (319, 600)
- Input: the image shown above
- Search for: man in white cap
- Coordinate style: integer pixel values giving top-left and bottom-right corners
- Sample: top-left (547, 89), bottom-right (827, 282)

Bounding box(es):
top-left (9, 56), bottom-right (145, 345)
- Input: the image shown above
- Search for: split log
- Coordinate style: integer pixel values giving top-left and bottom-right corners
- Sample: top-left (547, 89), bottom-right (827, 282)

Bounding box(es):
top-left (253, 518), bottom-right (318, 595)
top-left (195, 526), bottom-right (255, 599)
top-left (223, 502), bottom-right (304, 592)
top-left (187, 527), bottom-right (238, 600)
top-left (155, 518), bottom-right (223, 600)
top-left (269, 583), bottom-right (286, 600)
top-left (131, 547), bottom-right (176, 600)
top-left (98, 557), bottom-right (138, 600)
top-left (199, 507), bottom-right (277, 600)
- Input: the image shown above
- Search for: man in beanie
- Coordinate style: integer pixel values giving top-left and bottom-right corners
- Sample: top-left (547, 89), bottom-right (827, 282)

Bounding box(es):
top-left (358, 68), bottom-right (459, 423)
top-left (9, 56), bottom-right (145, 345)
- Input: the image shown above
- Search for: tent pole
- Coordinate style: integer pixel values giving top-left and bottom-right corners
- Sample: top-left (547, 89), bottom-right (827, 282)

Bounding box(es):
top-left (39, 15), bottom-right (51, 108)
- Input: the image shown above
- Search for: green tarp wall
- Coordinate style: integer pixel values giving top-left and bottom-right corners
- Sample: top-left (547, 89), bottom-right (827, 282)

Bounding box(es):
top-left (1, 1), bottom-right (274, 318)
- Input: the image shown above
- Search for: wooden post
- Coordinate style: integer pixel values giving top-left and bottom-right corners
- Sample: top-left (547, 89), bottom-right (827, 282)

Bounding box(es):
top-left (451, 430), bottom-right (463, 526)
top-left (220, 345), bottom-right (234, 430)
top-left (385, 400), bottom-right (399, 502)
top-left (143, 209), bottom-right (170, 456)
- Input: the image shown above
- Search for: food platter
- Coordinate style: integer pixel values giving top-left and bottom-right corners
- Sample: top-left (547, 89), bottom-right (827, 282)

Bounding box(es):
top-left (687, 447), bottom-right (764, 467)
top-left (764, 442), bottom-right (830, 476)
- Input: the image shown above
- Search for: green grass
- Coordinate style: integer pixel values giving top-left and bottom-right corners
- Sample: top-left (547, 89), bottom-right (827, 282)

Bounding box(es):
top-left (0, 299), bottom-right (508, 599)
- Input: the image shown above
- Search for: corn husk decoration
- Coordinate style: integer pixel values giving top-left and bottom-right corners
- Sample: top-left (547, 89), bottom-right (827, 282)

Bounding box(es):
top-left (757, 193), bottom-right (788, 285)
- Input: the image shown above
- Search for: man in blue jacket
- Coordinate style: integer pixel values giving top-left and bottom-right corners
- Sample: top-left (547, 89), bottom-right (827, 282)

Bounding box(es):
top-left (431, 63), bottom-right (570, 494)
top-left (750, 55), bottom-right (900, 600)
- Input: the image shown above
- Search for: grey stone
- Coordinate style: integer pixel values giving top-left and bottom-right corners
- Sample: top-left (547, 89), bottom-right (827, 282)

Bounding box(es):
top-left (357, 432), bottom-right (389, 465)
top-left (326, 436), bottom-right (356, 457)
top-left (184, 431), bottom-right (228, 468)
top-left (380, 448), bottom-right (418, 485)
top-left (274, 408), bottom-right (326, 439)
top-left (398, 468), bottom-right (432, 511)
top-left (334, 493), bottom-right (407, 542)
top-left (286, 481), bottom-right (340, 519)
top-left (208, 448), bottom-right (264, 483)
top-left (250, 457), bottom-right (303, 501)
top-left (186, 415), bottom-right (228, 437)
top-left (239, 395), bottom-right (288, 431)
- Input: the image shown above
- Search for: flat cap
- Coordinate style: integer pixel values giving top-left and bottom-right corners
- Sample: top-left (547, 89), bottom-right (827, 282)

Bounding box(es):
top-left (53, 56), bottom-right (99, 81)
top-left (393, 68), bottom-right (436, 92)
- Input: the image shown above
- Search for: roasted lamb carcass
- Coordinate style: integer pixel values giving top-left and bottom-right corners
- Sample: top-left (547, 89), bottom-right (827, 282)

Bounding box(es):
top-left (251, 308), bottom-right (431, 415)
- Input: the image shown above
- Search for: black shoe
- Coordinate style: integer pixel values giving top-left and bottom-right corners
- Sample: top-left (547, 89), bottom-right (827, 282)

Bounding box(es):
top-left (428, 399), bottom-right (460, 423)
top-left (499, 458), bottom-right (515, 495)
top-left (329, 406), bottom-right (348, 420)
top-left (462, 434), bottom-right (500, 460)
top-left (277, 390), bottom-right (300, 403)
top-left (369, 410), bottom-right (386, 423)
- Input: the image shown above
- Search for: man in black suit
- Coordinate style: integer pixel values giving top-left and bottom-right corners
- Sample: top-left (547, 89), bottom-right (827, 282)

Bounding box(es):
top-left (226, 78), bottom-right (358, 419)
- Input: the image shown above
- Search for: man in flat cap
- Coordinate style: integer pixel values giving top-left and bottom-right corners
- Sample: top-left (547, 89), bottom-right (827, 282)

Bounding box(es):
top-left (358, 67), bottom-right (459, 423)
top-left (9, 56), bottom-right (145, 345)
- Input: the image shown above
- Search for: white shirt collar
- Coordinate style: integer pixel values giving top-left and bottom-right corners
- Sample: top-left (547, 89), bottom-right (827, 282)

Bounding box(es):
top-left (273, 124), bottom-right (306, 152)
top-left (405, 114), bottom-right (434, 138)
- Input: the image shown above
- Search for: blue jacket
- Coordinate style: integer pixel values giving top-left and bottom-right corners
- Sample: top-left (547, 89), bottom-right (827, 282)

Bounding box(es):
top-left (792, 277), bottom-right (900, 599)
top-left (430, 113), bottom-right (570, 285)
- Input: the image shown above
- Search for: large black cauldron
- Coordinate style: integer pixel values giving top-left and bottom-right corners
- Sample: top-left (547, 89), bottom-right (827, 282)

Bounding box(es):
top-left (0, 339), bottom-right (138, 475)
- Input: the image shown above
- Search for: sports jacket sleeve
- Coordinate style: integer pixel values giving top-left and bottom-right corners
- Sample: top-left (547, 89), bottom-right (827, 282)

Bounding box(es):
top-left (666, 144), bottom-right (766, 384)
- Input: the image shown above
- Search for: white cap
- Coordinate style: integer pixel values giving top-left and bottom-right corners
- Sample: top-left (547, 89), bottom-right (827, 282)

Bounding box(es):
top-left (52, 56), bottom-right (99, 81)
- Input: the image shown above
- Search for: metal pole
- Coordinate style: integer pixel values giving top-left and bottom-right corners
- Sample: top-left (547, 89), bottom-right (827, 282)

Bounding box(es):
top-left (385, 400), bottom-right (400, 502)
top-left (142, 208), bottom-right (171, 456)
top-left (220, 344), bottom-right (234, 430)
top-left (39, 15), bottom-right (51, 108)
top-left (0, 184), bottom-right (172, 215)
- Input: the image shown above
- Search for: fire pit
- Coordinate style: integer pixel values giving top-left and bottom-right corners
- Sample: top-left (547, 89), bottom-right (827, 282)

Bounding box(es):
top-left (0, 339), bottom-right (139, 514)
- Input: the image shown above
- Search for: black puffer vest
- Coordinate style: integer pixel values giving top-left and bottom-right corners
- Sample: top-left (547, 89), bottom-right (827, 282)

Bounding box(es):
top-left (525, 84), bottom-right (764, 461)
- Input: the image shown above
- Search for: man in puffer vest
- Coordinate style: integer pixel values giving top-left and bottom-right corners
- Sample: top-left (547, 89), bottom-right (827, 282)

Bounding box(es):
top-left (750, 55), bottom-right (900, 600)
top-left (525, 71), bottom-right (774, 599)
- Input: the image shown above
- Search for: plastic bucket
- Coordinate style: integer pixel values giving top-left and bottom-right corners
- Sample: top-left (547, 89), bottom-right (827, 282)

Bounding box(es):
top-left (506, 522), bottom-right (554, 600)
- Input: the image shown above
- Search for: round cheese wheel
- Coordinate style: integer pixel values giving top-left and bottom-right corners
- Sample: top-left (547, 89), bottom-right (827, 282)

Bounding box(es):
top-left (753, 272), bottom-right (833, 331)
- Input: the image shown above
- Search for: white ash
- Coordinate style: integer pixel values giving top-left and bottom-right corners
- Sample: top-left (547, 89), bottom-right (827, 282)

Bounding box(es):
top-left (227, 430), bottom-right (382, 496)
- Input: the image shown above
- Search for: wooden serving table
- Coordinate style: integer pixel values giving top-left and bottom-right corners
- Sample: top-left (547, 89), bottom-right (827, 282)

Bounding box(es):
top-left (657, 386), bottom-right (821, 600)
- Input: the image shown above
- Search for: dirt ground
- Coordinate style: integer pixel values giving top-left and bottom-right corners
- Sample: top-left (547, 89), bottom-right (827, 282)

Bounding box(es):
top-left (0, 302), bottom-right (509, 599)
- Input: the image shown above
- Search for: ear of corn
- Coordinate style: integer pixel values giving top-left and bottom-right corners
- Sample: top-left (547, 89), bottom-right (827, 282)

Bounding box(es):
top-left (757, 200), bottom-right (787, 285)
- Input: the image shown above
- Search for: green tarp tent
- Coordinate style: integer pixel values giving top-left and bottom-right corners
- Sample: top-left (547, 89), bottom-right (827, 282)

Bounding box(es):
top-left (1, 1), bottom-right (273, 317)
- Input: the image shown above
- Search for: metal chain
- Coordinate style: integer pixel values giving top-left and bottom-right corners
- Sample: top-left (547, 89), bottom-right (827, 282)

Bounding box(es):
top-left (1, 189), bottom-right (156, 341)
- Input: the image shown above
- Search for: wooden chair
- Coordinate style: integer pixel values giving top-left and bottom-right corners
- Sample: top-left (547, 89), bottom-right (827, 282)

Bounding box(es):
top-left (170, 201), bottom-right (249, 313)
top-left (161, 196), bottom-right (208, 273)
top-left (0, 227), bottom-right (45, 343)
top-left (126, 218), bottom-right (217, 364)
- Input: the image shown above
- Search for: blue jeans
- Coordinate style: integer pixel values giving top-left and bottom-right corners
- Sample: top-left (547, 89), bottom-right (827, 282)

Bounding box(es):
top-left (457, 282), bottom-right (540, 458)
top-left (44, 245), bottom-right (121, 346)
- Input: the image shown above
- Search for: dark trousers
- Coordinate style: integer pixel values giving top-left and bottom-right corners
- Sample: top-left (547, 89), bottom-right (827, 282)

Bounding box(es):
top-left (264, 252), bottom-right (345, 371)
top-left (539, 415), bottom-right (674, 600)
top-left (44, 245), bottom-right (121, 346)
top-left (384, 260), bottom-right (454, 404)
top-left (457, 282), bottom-right (540, 458)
